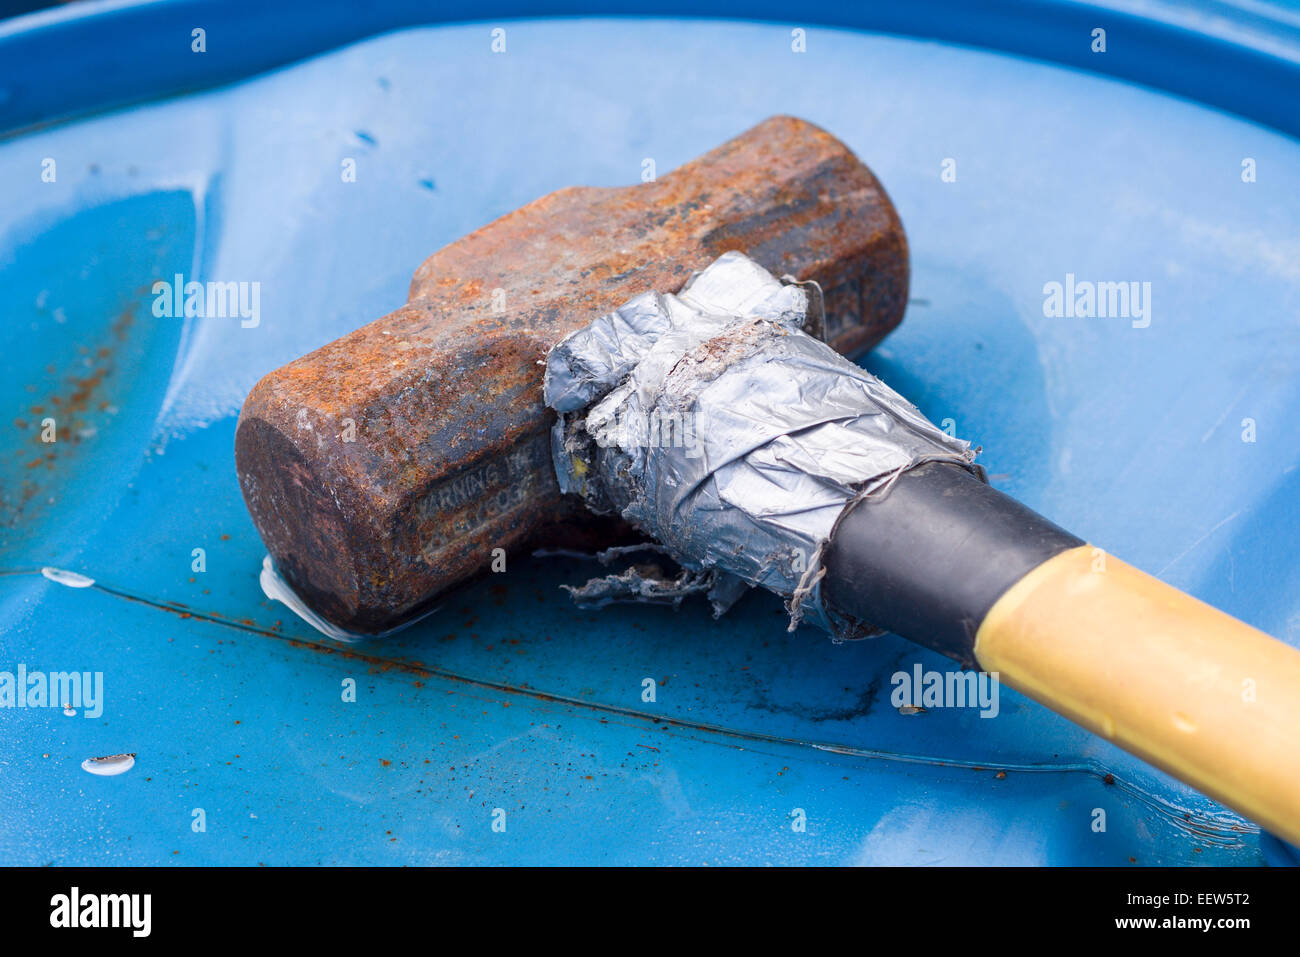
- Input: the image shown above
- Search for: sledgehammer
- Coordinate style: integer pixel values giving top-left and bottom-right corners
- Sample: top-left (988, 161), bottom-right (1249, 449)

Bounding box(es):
top-left (236, 116), bottom-right (907, 633)
top-left (236, 117), bottom-right (1300, 846)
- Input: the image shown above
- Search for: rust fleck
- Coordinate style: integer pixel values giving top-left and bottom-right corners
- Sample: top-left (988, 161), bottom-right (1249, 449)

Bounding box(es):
top-left (3, 302), bottom-right (135, 527)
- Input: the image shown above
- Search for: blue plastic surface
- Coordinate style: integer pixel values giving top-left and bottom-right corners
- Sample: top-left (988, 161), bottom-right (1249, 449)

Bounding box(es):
top-left (2, 2), bottom-right (1299, 864)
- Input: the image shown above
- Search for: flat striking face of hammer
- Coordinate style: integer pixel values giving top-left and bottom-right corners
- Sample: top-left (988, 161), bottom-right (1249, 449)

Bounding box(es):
top-left (235, 115), bottom-right (909, 635)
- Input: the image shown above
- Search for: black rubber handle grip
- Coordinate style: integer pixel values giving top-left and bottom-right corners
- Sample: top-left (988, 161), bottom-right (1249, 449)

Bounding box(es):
top-left (821, 462), bottom-right (1083, 664)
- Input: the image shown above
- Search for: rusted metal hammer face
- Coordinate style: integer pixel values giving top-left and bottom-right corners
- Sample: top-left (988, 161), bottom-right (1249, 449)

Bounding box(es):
top-left (235, 115), bottom-right (909, 635)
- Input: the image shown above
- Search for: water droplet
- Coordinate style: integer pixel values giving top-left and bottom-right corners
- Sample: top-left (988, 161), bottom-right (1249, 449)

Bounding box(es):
top-left (41, 567), bottom-right (95, 588)
top-left (63, 704), bottom-right (76, 717)
top-left (82, 753), bottom-right (135, 776)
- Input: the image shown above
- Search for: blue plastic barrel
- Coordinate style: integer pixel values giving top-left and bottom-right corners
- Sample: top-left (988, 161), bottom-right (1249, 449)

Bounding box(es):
top-left (3, 0), bottom-right (1298, 865)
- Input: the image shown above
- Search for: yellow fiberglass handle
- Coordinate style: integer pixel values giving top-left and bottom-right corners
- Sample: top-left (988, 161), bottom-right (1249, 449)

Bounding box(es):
top-left (975, 545), bottom-right (1300, 846)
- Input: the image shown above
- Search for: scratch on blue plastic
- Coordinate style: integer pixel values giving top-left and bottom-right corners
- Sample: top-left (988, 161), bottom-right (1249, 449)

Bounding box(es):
top-left (1, 6), bottom-right (1298, 864)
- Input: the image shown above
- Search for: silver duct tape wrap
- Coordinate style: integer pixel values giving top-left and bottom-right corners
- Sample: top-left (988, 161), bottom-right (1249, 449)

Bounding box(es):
top-left (543, 251), bottom-right (983, 638)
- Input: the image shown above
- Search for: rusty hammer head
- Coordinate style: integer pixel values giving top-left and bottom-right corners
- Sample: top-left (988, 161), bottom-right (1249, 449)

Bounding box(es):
top-left (234, 116), bottom-right (909, 635)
